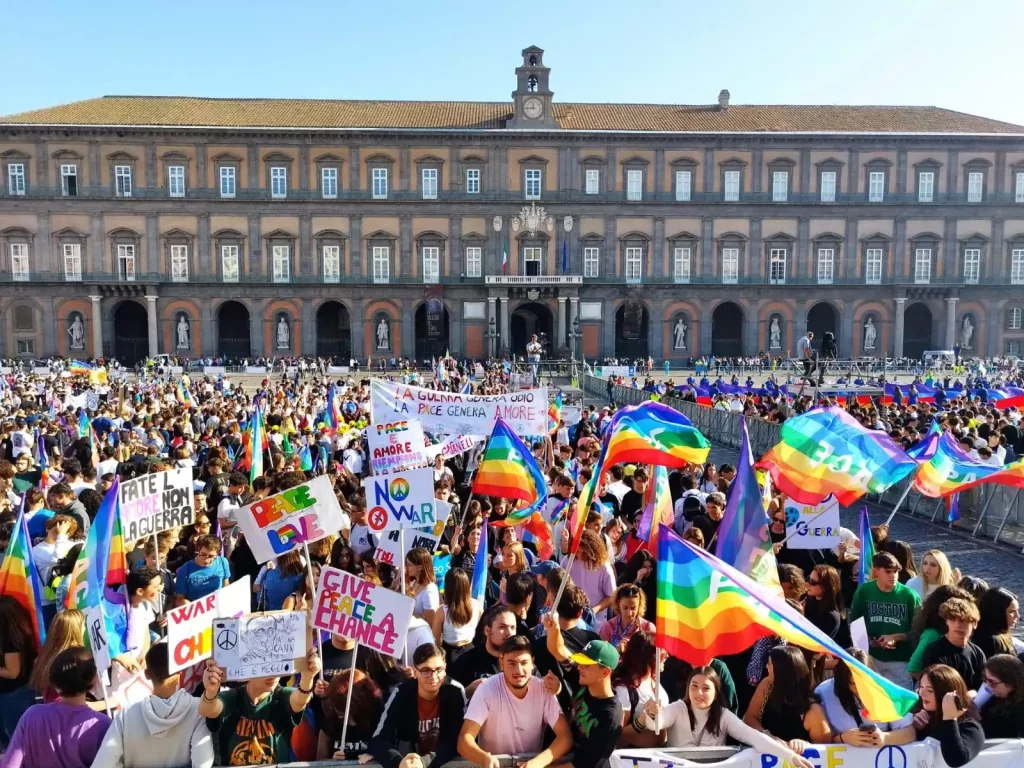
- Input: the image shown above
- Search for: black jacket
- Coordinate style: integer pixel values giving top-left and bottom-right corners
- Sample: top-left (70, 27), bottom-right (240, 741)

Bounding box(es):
top-left (370, 677), bottom-right (467, 768)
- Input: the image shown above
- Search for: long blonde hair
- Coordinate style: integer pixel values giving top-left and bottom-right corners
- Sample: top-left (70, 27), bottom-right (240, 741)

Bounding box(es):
top-left (29, 609), bottom-right (85, 693)
top-left (921, 549), bottom-right (959, 588)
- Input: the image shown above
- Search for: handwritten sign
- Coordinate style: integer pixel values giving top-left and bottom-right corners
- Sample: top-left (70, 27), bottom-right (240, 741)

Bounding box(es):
top-left (212, 611), bottom-right (307, 681)
top-left (784, 495), bottom-right (841, 550)
top-left (367, 418), bottom-right (427, 474)
top-left (424, 433), bottom-right (484, 461)
top-left (118, 468), bottom-right (195, 541)
top-left (85, 604), bottom-right (111, 676)
top-left (236, 475), bottom-right (347, 563)
top-left (166, 576), bottom-right (251, 674)
top-left (362, 467), bottom-right (437, 533)
top-left (373, 500), bottom-right (450, 566)
top-left (313, 565), bottom-right (414, 660)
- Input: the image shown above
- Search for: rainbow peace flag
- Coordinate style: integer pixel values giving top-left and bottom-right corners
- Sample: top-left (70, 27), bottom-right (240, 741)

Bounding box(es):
top-left (906, 420), bottom-right (942, 462)
top-left (520, 512), bottom-right (554, 561)
top-left (298, 444), bottom-right (313, 472)
top-left (69, 360), bottom-right (92, 375)
top-left (548, 391), bottom-right (562, 434)
top-left (0, 501), bottom-right (47, 648)
top-left (858, 505), bottom-right (876, 585)
top-left (241, 407), bottom-right (267, 483)
top-left (951, 458), bottom-right (1024, 494)
top-left (758, 406), bottom-right (916, 506)
top-left (326, 383), bottom-right (341, 432)
top-left (656, 527), bottom-right (917, 722)
top-left (77, 411), bottom-right (91, 438)
top-left (635, 465), bottom-right (673, 546)
top-left (913, 432), bottom-right (1001, 498)
top-left (475, 418), bottom-right (547, 525)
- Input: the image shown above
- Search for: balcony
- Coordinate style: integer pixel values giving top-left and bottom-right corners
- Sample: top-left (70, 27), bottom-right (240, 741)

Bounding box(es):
top-left (485, 275), bottom-right (583, 285)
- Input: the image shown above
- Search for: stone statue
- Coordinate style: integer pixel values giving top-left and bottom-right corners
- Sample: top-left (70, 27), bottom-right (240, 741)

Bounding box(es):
top-left (277, 317), bottom-right (290, 349)
top-left (961, 316), bottom-right (974, 349)
top-left (673, 318), bottom-right (687, 350)
top-left (376, 317), bottom-right (389, 350)
top-left (863, 317), bottom-right (877, 350)
top-left (769, 317), bottom-right (782, 349)
top-left (176, 315), bottom-right (190, 349)
top-left (67, 314), bottom-right (85, 349)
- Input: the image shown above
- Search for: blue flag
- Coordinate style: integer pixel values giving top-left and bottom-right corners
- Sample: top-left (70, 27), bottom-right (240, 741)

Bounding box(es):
top-left (561, 239), bottom-right (568, 275)
top-left (471, 521), bottom-right (488, 603)
top-left (858, 505), bottom-right (877, 585)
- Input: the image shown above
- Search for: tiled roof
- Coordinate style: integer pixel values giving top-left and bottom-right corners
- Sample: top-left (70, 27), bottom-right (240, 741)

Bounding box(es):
top-left (1, 96), bottom-right (1022, 134)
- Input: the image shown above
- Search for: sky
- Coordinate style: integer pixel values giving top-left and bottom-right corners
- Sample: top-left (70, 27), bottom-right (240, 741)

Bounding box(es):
top-left (4, 0), bottom-right (1024, 125)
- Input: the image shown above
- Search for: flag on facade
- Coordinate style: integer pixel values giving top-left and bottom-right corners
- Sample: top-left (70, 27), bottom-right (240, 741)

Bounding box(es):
top-left (561, 239), bottom-right (568, 275)
top-left (502, 234), bottom-right (508, 274)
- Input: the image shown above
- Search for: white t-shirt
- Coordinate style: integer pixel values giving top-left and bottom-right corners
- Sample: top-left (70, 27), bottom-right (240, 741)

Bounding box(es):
top-left (350, 523), bottom-right (374, 556)
top-left (97, 458), bottom-right (120, 478)
top-left (463, 674), bottom-right (562, 756)
top-left (10, 430), bottom-right (32, 459)
top-left (414, 583), bottom-right (440, 618)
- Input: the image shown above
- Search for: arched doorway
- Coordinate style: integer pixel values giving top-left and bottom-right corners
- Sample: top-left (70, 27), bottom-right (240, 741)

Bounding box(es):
top-left (316, 301), bottom-right (351, 360)
top-left (113, 302), bottom-right (148, 364)
top-left (414, 300), bottom-right (449, 361)
top-left (807, 302), bottom-right (839, 355)
top-left (511, 302), bottom-right (555, 359)
top-left (903, 303), bottom-right (933, 360)
top-left (614, 301), bottom-right (649, 360)
top-left (711, 302), bottom-right (743, 357)
top-left (217, 301), bottom-right (251, 359)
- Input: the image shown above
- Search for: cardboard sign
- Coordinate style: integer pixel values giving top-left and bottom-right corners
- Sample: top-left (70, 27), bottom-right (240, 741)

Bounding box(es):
top-left (367, 418), bottom-right (427, 474)
top-left (236, 475), bottom-right (347, 563)
top-left (783, 495), bottom-right (841, 550)
top-left (424, 433), bottom-right (484, 461)
top-left (85, 604), bottom-right (111, 676)
top-left (212, 611), bottom-right (307, 681)
top-left (313, 565), bottom-right (415, 660)
top-left (362, 467), bottom-right (437, 533)
top-left (119, 469), bottom-right (195, 542)
top-left (166, 576), bottom-right (251, 674)
top-left (373, 500), bottom-right (451, 566)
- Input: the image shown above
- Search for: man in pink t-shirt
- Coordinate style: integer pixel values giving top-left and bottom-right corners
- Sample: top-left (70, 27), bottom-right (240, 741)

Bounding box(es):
top-left (458, 635), bottom-right (572, 767)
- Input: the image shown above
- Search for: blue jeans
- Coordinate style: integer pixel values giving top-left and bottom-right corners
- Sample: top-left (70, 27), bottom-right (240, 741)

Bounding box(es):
top-left (0, 684), bottom-right (37, 748)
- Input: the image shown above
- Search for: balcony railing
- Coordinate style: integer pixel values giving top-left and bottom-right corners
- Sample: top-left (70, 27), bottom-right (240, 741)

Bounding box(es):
top-left (0, 271), bottom-right (485, 286)
top-left (485, 275), bottom-right (582, 285)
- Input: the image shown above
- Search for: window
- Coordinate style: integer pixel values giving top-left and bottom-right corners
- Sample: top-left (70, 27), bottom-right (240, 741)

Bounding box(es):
top-left (918, 172), bottom-right (934, 203)
top-left (16, 339), bottom-right (33, 355)
top-left (61, 165), bottom-right (78, 196)
top-left (170, 245), bottom-right (188, 282)
top-left (1008, 341), bottom-right (1022, 356)
top-left (967, 171), bottom-right (983, 203)
top-left (865, 248), bottom-right (883, 284)
top-left (769, 249), bottom-right (787, 284)
top-left (963, 248), bottom-right (980, 284)
top-left (585, 169), bottom-right (600, 195)
top-left (627, 169), bottom-right (643, 201)
top-left (820, 171), bottom-right (836, 203)
top-left (63, 243), bottom-right (81, 281)
top-left (272, 245), bottom-right (290, 282)
top-left (115, 165), bottom-right (132, 197)
top-left (583, 247), bottom-right (599, 278)
top-left (914, 248), bottom-right (931, 284)
top-left (168, 166), bottom-right (185, 198)
top-left (1016, 172), bottom-right (1024, 204)
top-left (422, 168), bottom-right (438, 200)
top-left (817, 248), bottom-right (835, 284)
top-left (772, 171), bottom-right (788, 202)
top-left (422, 246), bottom-right (440, 283)
top-left (220, 166), bottom-right (236, 198)
top-left (372, 246), bottom-right (390, 283)
top-left (9, 244), bottom-right (28, 281)
top-left (1010, 308), bottom-right (1022, 330)
top-left (525, 169), bottom-right (541, 199)
top-left (722, 248), bottom-right (739, 283)
top-left (270, 167), bottom-right (287, 199)
top-left (1011, 249), bottom-right (1024, 285)
top-left (117, 244), bottom-right (136, 281)
top-left (323, 245), bottom-right (341, 283)
top-left (7, 164), bottom-right (25, 196)
top-left (673, 247), bottom-right (691, 283)
top-left (868, 171), bottom-right (884, 201)
top-left (321, 167), bottom-right (338, 199)
top-left (372, 168), bottom-right (388, 199)
top-left (675, 170), bottom-right (691, 202)
top-left (221, 245), bottom-right (239, 282)
top-left (465, 247), bottom-right (481, 278)
top-left (724, 171), bottom-right (740, 201)
top-left (523, 246), bottom-right (542, 276)
top-left (625, 247), bottom-right (643, 282)
top-left (466, 169), bottom-right (480, 194)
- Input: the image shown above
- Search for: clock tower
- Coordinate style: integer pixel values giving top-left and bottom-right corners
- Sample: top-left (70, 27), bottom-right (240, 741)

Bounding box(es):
top-left (507, 46), bottom-right (559, 129)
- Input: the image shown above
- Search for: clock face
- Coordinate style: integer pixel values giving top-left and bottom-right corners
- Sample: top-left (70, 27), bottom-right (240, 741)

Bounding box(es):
top-left (522, 97), bottom-right (543, 119)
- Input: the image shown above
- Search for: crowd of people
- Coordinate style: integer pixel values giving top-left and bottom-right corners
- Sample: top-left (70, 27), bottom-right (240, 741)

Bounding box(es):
top-left (0, 356), bottom-right (1016, 767)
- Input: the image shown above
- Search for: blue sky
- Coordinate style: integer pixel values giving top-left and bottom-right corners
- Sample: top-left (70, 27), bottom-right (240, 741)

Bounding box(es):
top-left (4, 0), bottom-right (1023, 125)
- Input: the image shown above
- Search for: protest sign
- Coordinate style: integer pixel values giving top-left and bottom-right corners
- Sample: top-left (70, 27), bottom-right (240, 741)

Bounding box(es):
top-left (236, 475), bottom-right (347, 563)
top-left (424, 433), bottom-right (484, 461)
top-left (367, 418), bottom-right (428, 474)
top-left (362, 467), bottom-right (437, 533)
top-left (371, 378), bottom-right (547, 435)
top-left (85, 604), bottom-right (111, 676)
top-left (313, 565), bottom-right (415, 660)
top-left (783, 495), bottom-right (841, 550)
top-left (434, 554), bottom-right (452, 592)
top-left (213, 611), bottom-right (307, 681)
top-left (118, 468), bottom-right (195, 541)
top-left (373, 499), bottom-right (451, 566)
top-left (166, 576), bottom-right (251, 674)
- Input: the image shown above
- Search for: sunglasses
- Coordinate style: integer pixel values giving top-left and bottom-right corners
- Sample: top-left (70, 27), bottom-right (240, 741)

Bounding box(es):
top-left (620, 586), bottom-right (641, 597)
top-left (808, 578), bottom-right (820, 586)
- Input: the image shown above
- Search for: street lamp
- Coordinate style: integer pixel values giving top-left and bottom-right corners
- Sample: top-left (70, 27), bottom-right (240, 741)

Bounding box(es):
top-left (485, 316), bottom-right (499, 360)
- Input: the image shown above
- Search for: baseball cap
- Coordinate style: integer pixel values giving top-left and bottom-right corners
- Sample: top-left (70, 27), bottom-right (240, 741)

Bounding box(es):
top-left (531, 561), bottom-right (559, 578)
top-left (570, 640), bottom-right (619, 670)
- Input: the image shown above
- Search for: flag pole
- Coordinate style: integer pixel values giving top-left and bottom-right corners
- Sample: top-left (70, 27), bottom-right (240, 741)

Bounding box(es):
top-left (339, 647), bottom-right (358, 757)
top-left (884, 466), bottom-right (922, 527)
top-left (399, 528), bottom-right (408, 667)
top-left (302, 541), bottom-right (324, 673)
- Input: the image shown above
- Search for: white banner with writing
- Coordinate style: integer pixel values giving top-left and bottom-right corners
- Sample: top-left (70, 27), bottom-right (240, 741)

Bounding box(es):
top-left (783, 494), bottom-right (841, 550)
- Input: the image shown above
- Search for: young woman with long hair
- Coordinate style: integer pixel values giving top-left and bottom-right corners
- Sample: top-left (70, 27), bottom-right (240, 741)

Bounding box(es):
top-left (979, 654), bottom-right (1024, 739)
top-left (450, 523), bottom-right (482, 572)
top-left (317, 669), bottom-right (383, 760)
top-left (743, 645), bottom-right (832, 750)
top-left (804, 564), bottom-right (846, 642)
top-left (0, 596), bottom-right (40, 747)
top-left (29, 609), bottom-right (85, 701)
top-left (405, 547), bottom-right (440, 626)
top-left (599, 583), bottom-right (655, 652)
top-left (256, 550), bottom-right (306, 611)
top-left (906, 549), bottom-right (959, 601)
top-left (430, 568), bottom-right (481, 662)
top-left (973, 587), bottom-right (1020, 658)
top-left (611, 630), bottom-right (668, 747)
top-left (329, 540), bottom-right (359, 575)
top-left (884, 540), bottom-right (917, 584)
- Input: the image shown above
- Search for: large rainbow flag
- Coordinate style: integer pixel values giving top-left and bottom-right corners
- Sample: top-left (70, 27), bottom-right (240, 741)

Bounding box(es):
top-left (950, 458), bottom-right (1024, 494)
top-left (906, 420), bottom-right (942, 462)
top-left (69, 360), bottom-right (93, 376)
top-left (238, 406), bottom-right (268, 483)
top-left (474, 418), bottom-right (547, 524)
top-left (656, 527), bottom-right (917, 722)
top-left (913, 432), bottom-right (1001, 498)
top-left (0, 501), bottom-right (47, 647)
top-left (635, 465), bottom-right (673, 548)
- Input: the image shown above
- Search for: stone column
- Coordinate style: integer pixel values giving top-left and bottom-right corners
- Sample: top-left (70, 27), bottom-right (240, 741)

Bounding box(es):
top-left (89, 294), bottom-right (103, 358)
top-left (569, 297), bottom-right (579, 359)
top-left (146, 295), bottom-right (159, 357)
top-left (894, 298), bottom-right (907, 358)
top-left (557, 297), bottom-right (567, 352)
top-left (945, 297), bottom-right (958, 349)
top-left (487, 297), bottom-right (497, 357)
top-left (499, 297), bottom-right (510, 356)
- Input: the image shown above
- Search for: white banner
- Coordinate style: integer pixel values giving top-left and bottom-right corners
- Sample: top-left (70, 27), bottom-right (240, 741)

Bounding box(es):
top-left (203, 366), bottom-right (226, 375)
top-left (367, 418), bottom-right (428, 475)
top-left (596, 365), bottom-right (631, 378)
top-left (362, 467), bottom-right (438, 533)
top-left (169, 366), bottom-right (185, 375)
top-left (327, 366), bottom-right (351, 374)
top-left (213, 611), bottom-right (307, 681)
top-left (244, 366), bottom-right (268, 374)
top-left (784, 494), bottom-right (841, 550)
top-left (85, 605), bottom-right (111, 676)
top-left (118, 468), bottom-right (195, 542)
top-left (371, 378), bottom-right (547, 436)
top-left (373, 500), bottom-right (451, 566)
top-left (32, 366), bottom-right (50, 375)
top-left (424, 433), bottom-right (485, 461)
top-left (508, 372), bottom-right (533, 389)
top-left (166, 576), bottom-right (251, 674)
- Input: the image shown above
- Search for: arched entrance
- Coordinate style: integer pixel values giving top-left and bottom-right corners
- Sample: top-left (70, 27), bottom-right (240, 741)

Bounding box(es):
top-left (711, 302), bottom-right (744, 357)
top-left (316, 301), bottom-right (351, 360)
top-left (903, 303), bottom-right (933, 360)
top-left (113, 302), bottom-right (148, 365)
top-left (217, 301), bottom-right (251, 359)
top-left (511, 302), bottom-right (555, 359)
top-left (614, 301), bottom-right (649, 360)
top-left (807, 302), bottom-right (839, 355)
top-left (414, 300), bottom-right (449, 361)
